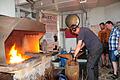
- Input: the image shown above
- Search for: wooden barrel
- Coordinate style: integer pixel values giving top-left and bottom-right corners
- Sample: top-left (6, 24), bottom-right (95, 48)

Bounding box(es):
top-left (65, 60), bottom-right (79, 80)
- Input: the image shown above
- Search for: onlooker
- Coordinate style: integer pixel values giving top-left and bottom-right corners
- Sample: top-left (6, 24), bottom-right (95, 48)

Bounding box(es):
top-left (67, 24), bottom-right (102, 80)
top-left (106, 21), bottom-right (120, 79)
top-left (98, 22), bottom-right (111, 68)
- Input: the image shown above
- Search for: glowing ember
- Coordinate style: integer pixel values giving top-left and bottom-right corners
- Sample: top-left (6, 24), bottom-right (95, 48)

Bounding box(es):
top-left (9, 44), bottom-right (25, 64)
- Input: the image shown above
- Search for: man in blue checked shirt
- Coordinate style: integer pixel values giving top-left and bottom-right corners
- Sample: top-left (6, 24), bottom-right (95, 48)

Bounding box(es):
top-left (105, 21), bottom-right (120, 79)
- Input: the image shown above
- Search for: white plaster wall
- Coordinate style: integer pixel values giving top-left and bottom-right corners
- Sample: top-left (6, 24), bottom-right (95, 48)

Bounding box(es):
top-left (87, 2), bottom-right (120, 25)
top-left (105, 2), bottom-right (120, 22)
top-left (88, 7), bottom-right (105, 25)
top-left (0, 0), bottom-right (15, 17)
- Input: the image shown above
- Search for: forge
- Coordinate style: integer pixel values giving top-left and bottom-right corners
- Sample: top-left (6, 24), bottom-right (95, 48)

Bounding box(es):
top-left (0, 15), bottom-right (53, 80)
top-left (0, 15), bottom-right (46, 64)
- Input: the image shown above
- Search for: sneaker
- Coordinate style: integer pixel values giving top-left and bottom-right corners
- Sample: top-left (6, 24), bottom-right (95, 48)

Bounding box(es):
top-left (110, 74), bottom-right (118, 79)
top-left (101, 64), bottom-right (105, 68)
top-left (108, 71), bottom-right (113, 74)
top-left (105, 65), bottom-right (110, 69)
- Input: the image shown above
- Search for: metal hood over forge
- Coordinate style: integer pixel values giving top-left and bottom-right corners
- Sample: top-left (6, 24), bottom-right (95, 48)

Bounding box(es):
top-left (0, 15), bottom-right (46, 64)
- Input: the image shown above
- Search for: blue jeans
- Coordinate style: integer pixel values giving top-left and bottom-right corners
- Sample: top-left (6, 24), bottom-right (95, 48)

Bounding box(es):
top-left (109, 50), bottom-right (119, 62)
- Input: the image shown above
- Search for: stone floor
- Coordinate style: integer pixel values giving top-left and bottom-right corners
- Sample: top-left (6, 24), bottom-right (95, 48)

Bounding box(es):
top-left (99, 66), bottom-right (120, 80)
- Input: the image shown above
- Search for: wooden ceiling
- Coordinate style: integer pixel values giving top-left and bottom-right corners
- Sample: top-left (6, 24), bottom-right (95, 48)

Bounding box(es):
top-left (16, 0), bottom-right (120, 12)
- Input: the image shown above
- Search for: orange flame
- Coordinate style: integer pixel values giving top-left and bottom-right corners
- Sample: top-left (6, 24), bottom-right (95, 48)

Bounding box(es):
top-left (9, 44), bottom-right (26, 64)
